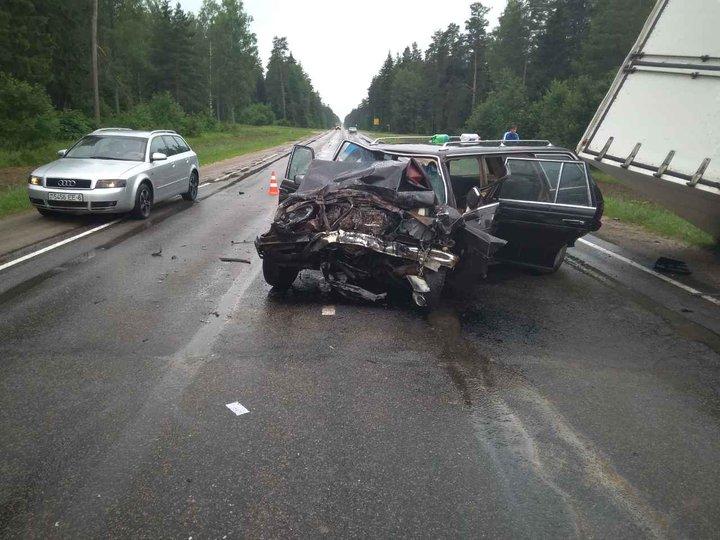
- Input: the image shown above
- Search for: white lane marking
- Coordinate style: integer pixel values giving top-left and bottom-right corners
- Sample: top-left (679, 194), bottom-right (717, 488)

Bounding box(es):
top-left (0, 133), bottom-right (328, 274)
top-left (322, 305), bottom-right (336, 316)
top-left (577, 238), bottom-right (720, 306)
top-left (226, 401), bottom-right (249, 416)
top-left (0, 219), bottom-right (121, 273)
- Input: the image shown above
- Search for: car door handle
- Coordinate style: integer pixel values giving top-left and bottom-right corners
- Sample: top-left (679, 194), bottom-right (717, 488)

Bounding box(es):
top-left (562, 219), bottom-right (586, 225)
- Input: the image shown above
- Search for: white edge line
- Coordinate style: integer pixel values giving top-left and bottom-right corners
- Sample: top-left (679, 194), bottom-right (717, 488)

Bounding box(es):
top-left (0, 219), bottom-right (121, 273)
top-left (1, 134), bottom-right (324, 274)
top-left (577, 238), bottom-right (720, 306)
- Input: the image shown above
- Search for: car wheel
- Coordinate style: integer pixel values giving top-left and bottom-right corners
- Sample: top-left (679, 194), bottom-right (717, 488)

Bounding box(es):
top-left (131, 182), bottom-right (153, 219)
top-left (533, 245), bottom-right (567, 275)
top-left (262, 258), bottom-right (299, 290)
top-left (36, 207), bottom-right (58, 218)
top-left (182, 171), bottom-right (199, 201)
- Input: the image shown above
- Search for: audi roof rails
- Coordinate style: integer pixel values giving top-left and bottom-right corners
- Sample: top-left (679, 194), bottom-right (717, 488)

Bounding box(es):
top-left (149, 129), bottom-right (178, 135)
top-left (92, 127), bottom-right (133, 133)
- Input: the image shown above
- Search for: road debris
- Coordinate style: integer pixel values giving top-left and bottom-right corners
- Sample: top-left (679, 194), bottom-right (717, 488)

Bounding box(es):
top-left (151, 249), bottom-right (162, 257)
top-left (322, 305), bottom-right (336, 316)
top-left (219, 257), bottom-right (251, 264)
top-left (654, 257), bottom-right (691, 275)
top-left (225, 402), bottom-right (249, 416)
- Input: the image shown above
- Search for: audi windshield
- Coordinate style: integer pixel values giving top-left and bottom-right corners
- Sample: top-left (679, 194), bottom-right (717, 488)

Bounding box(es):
top-left (65, 135), bottom-right (147, 161)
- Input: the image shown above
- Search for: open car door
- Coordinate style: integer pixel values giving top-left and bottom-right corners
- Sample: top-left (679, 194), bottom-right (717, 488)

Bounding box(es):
top-left (492, 157), bottom-right (603, 271)
top-left (280, 145), bottom-right (314, 202)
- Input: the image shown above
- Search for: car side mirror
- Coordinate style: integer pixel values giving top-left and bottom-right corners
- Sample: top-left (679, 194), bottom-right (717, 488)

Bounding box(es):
top-left (57, 149), bottom-right (67, 157)
top-left (151, 152), bottom-right (167, 162)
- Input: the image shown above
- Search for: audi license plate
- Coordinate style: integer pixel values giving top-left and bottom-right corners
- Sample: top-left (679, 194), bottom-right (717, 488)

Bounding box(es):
top-left (48, 192), bottom-right (83, 202)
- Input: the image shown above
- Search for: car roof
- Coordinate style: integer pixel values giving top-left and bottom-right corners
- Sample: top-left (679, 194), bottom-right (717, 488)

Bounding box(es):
top-left (368, 142), bottom-right (576, 158)
top-left (89, 128), bottom-right (182, 138)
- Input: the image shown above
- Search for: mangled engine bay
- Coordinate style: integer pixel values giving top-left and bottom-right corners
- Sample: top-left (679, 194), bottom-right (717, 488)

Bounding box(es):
top-left (255, 158), bottom-right (505, 306)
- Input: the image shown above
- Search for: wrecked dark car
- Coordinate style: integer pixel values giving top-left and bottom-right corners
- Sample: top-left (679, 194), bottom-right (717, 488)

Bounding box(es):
top-left (255, 139), bottom-right (603, 307)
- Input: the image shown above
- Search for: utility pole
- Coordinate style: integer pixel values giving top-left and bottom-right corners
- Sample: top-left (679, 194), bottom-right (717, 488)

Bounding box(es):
top-left (91, 0), bottom-right (100, 123)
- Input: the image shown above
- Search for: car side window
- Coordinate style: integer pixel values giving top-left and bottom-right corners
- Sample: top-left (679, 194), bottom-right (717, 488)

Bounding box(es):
top-left (448, 157), bottom-right (482, 209)
top-left (556, 163), bottom-right (591, 206)
top-left (149, 136), bottom-right (167, 157)
top-left (173, 136), bottom-right (190, 153)
top-left (163, 135), bottom-right (180, 156)
top-left (502, 158), bottom-right (593, 207)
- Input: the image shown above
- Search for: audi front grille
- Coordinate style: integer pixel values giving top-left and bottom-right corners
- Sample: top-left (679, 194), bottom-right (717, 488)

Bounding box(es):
top-left (46, 178), bottom-right (93, 189)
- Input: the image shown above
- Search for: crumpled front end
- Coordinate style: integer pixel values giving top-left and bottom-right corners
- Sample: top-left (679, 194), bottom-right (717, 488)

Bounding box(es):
top-left (256, 158), bottom-right (505, 306)
top-left (256, 186), bottom-right (459, 304)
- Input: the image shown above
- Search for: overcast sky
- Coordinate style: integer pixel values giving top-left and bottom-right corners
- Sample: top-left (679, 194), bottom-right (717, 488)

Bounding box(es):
top-left (178, 0), bottom-right (508, 120)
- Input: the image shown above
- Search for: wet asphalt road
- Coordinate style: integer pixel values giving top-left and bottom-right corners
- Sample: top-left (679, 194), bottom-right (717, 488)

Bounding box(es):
top-left (1, 131), bottom-right (719, 538)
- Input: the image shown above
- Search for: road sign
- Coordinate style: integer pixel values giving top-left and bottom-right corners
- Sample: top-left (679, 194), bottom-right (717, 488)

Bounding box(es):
top-left (373, 117), bottom-right (380, 126)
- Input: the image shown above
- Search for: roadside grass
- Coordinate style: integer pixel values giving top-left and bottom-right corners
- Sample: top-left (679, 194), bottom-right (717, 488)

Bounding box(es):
top-left (187, 125), bottom-right (318, 165)
top-left (0, 124), bottom-right (320, 219)
top-left (593, 169), bottom-right (715, 248)
top-left (0, 185), bottom-right (32, 216)
top-left (360, 130), bottom-right (424, 142)
top-left (0, 140), bottom-right (75, 169)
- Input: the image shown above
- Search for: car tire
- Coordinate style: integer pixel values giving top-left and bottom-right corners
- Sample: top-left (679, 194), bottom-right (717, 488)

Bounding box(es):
top-left (533, 245), bottom-right (567, 275)
top-left (182, 171), bottom-right (199, 202)
top-left (131, 182), bottom-right (153, 220)
top-left (36, 207), bottom-right (58, 218)
top-left (262, 258), bottom-right (299, 290)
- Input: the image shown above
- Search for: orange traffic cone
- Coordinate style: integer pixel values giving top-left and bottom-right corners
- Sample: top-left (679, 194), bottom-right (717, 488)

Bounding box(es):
top-left (268, 171), bottom-right (279, 196)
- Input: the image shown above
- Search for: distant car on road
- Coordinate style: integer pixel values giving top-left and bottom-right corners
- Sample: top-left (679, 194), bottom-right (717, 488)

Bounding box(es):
top-left (348, 126), bottom-right (358, 134)
top-left (28, 128), bottom-right (200, 219)
top-left (334, 125), bottom-right (341, 130)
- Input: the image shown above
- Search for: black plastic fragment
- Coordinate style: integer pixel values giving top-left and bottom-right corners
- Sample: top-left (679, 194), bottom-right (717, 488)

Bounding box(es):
top-left (654, 257), bottom-right (691, 275)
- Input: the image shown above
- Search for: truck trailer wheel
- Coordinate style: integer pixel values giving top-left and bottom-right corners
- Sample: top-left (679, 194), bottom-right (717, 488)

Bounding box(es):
top-left (262, 258), bottom-right (299, 290)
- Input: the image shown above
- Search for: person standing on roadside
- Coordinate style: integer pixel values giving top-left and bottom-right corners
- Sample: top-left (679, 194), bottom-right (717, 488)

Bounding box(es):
top-left (503, 124), bottom-right (520, 141)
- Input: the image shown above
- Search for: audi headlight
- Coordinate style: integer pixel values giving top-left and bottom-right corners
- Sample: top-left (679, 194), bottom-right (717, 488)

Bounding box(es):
top-left (28, 175), bottom-right (42, 185)
top-left (96, 179), bottom-right (127, 189)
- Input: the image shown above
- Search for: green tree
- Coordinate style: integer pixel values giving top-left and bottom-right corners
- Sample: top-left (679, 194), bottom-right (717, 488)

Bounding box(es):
top-left (577, 0), bottom-right (655, 77)
top-left (465, 2), bottom-right (491, 107)
top-left (528, 0), bottom-right (591, 97)
top-left (0, 73), bottom-right (59, 146)
top-left (200, 0), bottom-right (261, 122)
top-left (465, 70), bottom-right (534, 139)
top-left (533, 74), bottom-right (611, 147)
top-left (0, 0), bottom-right (52, 84)
top-left (487, 0), bottom-right (531, 84)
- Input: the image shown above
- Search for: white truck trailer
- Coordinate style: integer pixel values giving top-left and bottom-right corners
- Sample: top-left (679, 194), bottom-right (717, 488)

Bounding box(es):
top-left (577, 0), bottom-right (720, 239)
